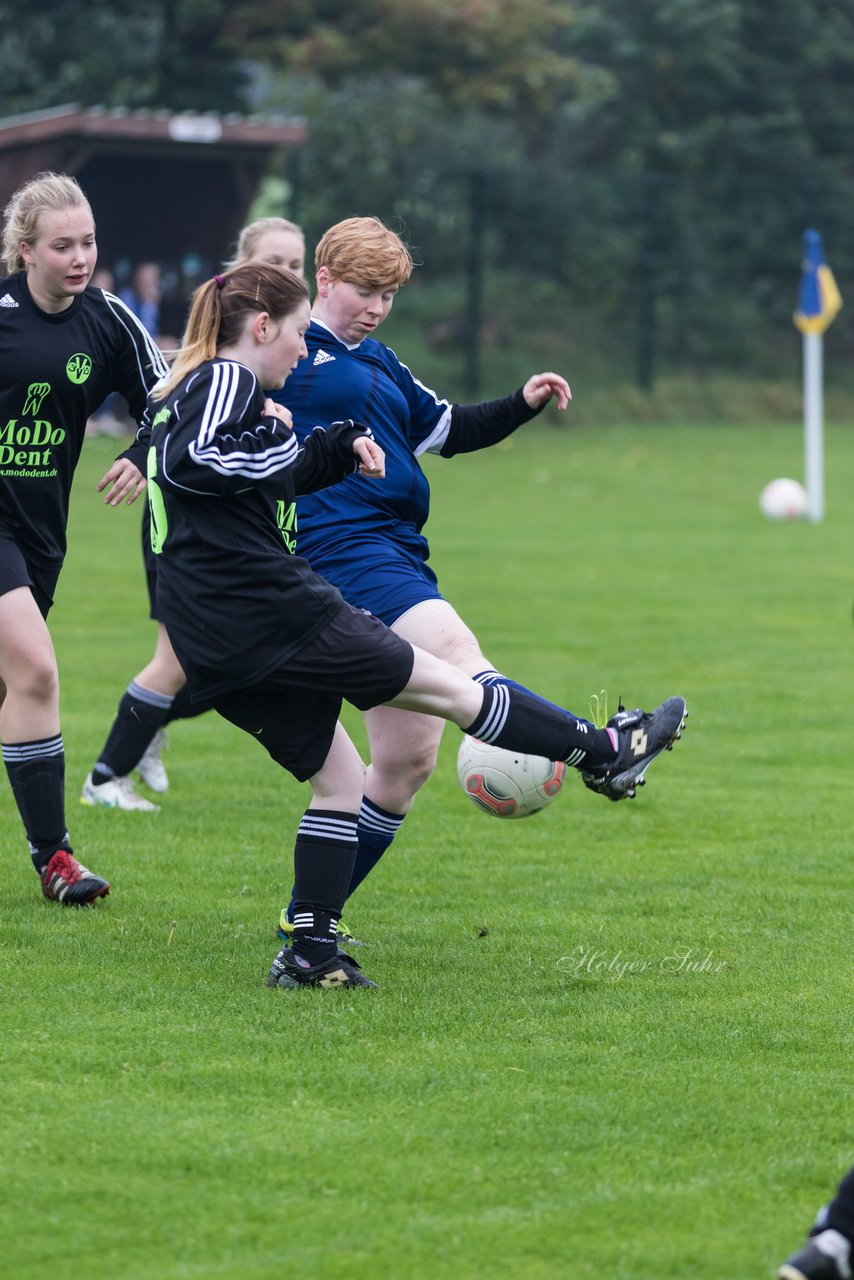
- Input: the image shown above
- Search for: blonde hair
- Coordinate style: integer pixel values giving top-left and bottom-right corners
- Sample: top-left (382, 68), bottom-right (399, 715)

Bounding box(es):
top-left (227, 217), bottom-right (305, 268)
top-left (154, 262), bottom-right (309, 400)
top-left (2, 171), bottom-right (92, 273)
top-left (315, 216), bottom-right (412, 288)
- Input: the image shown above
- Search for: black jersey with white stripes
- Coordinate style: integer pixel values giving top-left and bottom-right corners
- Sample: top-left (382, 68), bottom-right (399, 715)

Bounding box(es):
top-left (0, 272), bottom-right (167, 568)
top-left (149, 357), bottom-right (370, 698)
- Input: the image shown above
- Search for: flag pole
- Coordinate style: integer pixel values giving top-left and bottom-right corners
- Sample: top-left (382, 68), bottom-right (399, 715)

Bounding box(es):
top-left (803, 330), bottom-right (824, 522)
top-left (793, 230), bottom-right (842, 524)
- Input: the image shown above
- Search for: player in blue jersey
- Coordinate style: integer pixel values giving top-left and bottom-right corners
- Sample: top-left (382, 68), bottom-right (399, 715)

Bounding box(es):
top-left (272, 215), bottom-right (683, 941)
top-left (0, 171), bottom-right (168, 904)
top-left (145, 260), bottom-right (685, 988)
top-left (81, 218), bottom-right (307, 811)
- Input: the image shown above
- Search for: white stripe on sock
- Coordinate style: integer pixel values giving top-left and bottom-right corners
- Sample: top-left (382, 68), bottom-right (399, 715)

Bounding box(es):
top-left (474, 684), bottom-right (510, 743)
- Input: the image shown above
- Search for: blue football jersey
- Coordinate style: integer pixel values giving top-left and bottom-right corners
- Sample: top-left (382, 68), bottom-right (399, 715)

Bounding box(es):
top-left (275, 320), bottom-right (451, 563)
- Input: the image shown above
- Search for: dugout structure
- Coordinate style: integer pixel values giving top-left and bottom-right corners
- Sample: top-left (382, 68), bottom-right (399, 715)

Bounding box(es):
top-left (0, 103), bottom-right (306, 328)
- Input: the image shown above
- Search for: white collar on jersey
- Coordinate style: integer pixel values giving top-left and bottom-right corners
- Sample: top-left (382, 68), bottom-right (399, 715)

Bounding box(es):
top-left (310, 314), bottom-right (362, 352)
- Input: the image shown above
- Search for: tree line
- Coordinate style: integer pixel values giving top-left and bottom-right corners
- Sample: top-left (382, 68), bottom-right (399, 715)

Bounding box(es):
top-left (7, 0), bottom-right (854, 384)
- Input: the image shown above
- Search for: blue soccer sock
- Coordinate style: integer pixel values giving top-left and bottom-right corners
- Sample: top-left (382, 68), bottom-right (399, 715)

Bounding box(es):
top-left (347, 798), bottom-right (406, 899)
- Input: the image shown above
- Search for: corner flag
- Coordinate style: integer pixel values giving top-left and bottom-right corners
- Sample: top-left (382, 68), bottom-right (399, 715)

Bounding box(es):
top-left (793, 231), bottom-right (842, 522)
top-left (794, 229), bottom-right (842, 334)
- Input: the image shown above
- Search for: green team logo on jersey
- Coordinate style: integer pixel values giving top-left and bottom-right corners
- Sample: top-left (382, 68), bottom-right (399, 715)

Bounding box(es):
top-left (152, 406), bottom-right (172, 429)
top-left (276, 499), bottom-right (297, 553)
top-left (22, 382), bottom-right (51, 415)
top-left (66, 353), bottom-right (92, 384)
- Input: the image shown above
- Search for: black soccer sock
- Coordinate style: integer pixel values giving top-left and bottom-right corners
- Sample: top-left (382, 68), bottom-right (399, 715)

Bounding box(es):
top-left (92, 680), bottom-right (172, 783)
top-left (164, 683), bottom-right (214, 725)
top-left (285, 798), bottom-right (405, 921)
top-left (290, 809), bottom-right (359, 967)
top-left (473, 668), bottom-right (589, 723)
top-left (464, 684), bottom-right (617, 769)
top-left (2, 735), bottom-right (72, 872)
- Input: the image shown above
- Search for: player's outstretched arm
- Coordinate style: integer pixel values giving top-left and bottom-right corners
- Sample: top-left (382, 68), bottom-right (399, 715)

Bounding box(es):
top-left (441, 378), bottom-right (570, 459)
top-left (522, 372), bottom-right (571, 412)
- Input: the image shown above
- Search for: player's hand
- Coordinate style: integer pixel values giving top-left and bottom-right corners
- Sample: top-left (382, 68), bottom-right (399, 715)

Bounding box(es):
top-left (354, 436), bottom-right (385, 478)
top-left (263, 397), bottom-right (293, 428)
top-left (522, 372), bottom-right (571, 412)
top-left (98, 459), bottom-right (146, 506)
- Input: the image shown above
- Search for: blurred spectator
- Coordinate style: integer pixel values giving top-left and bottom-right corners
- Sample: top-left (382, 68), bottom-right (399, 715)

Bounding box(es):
top-left (120, 261), bottom-right (178, 350)
top-left (88, 262), bottom-right (180, 438)
top-left (90, 266), bottom-right (114, 292)
top-left (86, 266), bottom-right (131, 437)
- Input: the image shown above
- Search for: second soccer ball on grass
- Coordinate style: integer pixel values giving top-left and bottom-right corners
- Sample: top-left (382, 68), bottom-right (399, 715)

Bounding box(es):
top-left (759, 477), bottom-right (808, 520)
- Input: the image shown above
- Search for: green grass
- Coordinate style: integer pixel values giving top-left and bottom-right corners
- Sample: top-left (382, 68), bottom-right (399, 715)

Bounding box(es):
top-left (3, 420), bottom-right (854, 1279)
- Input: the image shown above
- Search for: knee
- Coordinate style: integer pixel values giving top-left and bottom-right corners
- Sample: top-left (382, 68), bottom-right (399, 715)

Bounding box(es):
top-left (18, 655), bottom-right (58, 707)
top-left (439, 631), bottom-right (487, 674)
top-left (377, 741), bottom-right (440, 796)
top-left (310, 757), bottom-right (366, 812)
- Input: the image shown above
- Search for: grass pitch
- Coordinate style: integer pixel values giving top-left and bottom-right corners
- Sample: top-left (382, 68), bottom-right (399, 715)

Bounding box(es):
top-left (2, 419), bottom-right (853, 1279)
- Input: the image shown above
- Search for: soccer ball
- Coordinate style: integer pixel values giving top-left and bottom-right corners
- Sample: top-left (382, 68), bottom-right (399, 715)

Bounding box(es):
top-left (456, 736), bottom-right (566, 819)
top-left (759, 477), bottom-right (807, 520)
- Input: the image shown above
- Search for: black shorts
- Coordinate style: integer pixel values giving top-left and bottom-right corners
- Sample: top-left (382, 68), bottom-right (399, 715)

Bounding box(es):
top-left (0, 534), bottom-right (60, 619)
top-left (212, 599), bottom-right (415, 781)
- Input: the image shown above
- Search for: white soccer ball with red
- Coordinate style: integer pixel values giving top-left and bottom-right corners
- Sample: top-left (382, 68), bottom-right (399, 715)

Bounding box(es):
top-left (457, 737), bottom-right (566, 819)
top-left (759, 477), bottom-right (807, 520)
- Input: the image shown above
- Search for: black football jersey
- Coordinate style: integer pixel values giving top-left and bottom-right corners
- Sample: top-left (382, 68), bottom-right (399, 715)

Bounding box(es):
top-left (149, 357), bottom-right (369, 698)
top-left (0, 272), bottom-right (167, 568)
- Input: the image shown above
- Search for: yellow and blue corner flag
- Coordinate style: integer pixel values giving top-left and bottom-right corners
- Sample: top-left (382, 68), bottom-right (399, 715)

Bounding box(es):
top-left (794, 229), bottom-right (842, 334)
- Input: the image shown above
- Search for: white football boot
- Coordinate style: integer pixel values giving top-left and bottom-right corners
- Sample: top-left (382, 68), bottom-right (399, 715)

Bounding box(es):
top-left (81, 772), bottom-right (160, 812)
top-left (136, 728), bottom-right (169, 793)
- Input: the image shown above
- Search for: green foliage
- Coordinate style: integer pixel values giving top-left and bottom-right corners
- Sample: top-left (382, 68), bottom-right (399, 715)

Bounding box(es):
top-left (4, 424), bottom-right (854, 1278)
top-left (365, 271), bottom-right (854, 422)
top-left (5, 0), bottom-right (854, 380)
top-left (0, 1), bottom-right (251, 114)
top-left (235, 0), bottom-right (580, 114)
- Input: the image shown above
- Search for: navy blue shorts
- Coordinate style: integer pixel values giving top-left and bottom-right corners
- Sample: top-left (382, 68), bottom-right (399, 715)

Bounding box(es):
top-left (304, 536), bottom-right (444, 627)
top-left (0, 534), bottom-right (60, 618)
top-left (211, 599), bottom-right (415, 781)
